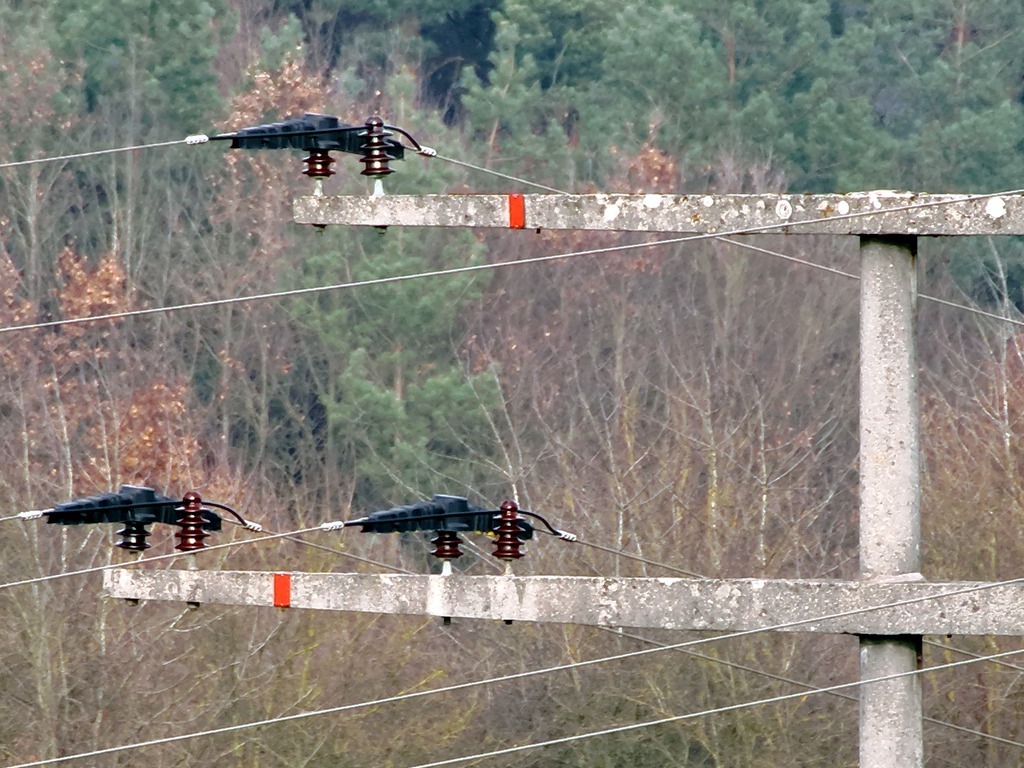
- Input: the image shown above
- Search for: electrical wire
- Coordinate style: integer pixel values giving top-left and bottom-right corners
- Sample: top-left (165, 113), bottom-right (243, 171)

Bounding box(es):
top-left (429, 153), bottom-right (569, 194)
top-left (924, 637), bottom-right (1024, 676)
top-left (3, 141), bottom-right (1021, 758)
top-left (431, 150), bottom-right (1024, 329)
top-left (0, 196), bottom-right (1019, 339)
top-left (566, 536), bottom-right (704, 579)
top-left (5, 547), bottom-right (1023, 760)
top-left (0, 634), bottom-right (713, 768)
top-left (0, 525), bottom-right (321, 592)
top-left (601, 626), bottom-right (1024, 751)
top-left (0, 234), bottom-right (697, 336)
top-left (234, 500), bottom-right (1024, 745)
top-left (717, 236), bottom-right (1024, 329)
top-left (0, 136), bottom-right (208, 171)
top-left (270, 504), bottom-right (1024, 731)
top-left (223, 518), bottom-right (414, 575)
top-left (401, 644), bottom-right (1024, 768)
top-left (4, 133), bottom-right (1021, 762)
top-left (0, 511), bottom-right (45, 524)
top-left (318, 503), bottom-right (707, 579)
top-left (10, 619), bottom-right (1022, 768)
top-left (429, 149), bottom-right (1024, 231)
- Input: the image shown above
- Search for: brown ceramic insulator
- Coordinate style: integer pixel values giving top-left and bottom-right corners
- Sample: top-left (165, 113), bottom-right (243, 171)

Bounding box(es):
top-left (116, 520), bottom-right (152, 552)
top-left (431, 530), bottom-right (464, 559)
top-left (493, 500), bottom-right (525, 560)
top-left (359, 116), bottom-right (395, 178)
top-left (174, 491), bottom-right (210, 552)
top-left (302, 149), bottom-right (336, 178)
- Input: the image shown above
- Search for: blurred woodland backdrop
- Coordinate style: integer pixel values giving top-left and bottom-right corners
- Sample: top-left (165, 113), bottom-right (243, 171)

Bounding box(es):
top-left (2, 0), bottom-right (1024, 765)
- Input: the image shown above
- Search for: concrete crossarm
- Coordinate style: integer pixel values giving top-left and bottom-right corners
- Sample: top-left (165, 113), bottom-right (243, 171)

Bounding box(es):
top-left (103, 570), bottom-right (1024, 636)
top-left (293, 192), bottom-right (1024, 236)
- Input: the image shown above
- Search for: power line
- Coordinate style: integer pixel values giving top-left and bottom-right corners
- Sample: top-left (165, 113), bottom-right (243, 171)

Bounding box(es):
top-left (717, 236), bottom-right (1024, 328)
top-left (602, 626), bottom-right (1024, 752)
top-left (245, 507), bottom-right (1024, 748)
top-left (0, 629), bottom-right (714, 768)
top-left (252, 506), bottom-right (1024, 735)
top-left (12, 571), bottom-right (1024, 767)
top-left (431, 153), bottom-right (569, 194)
top-left (924, 638), bottom-right (1024, 676)
top-left (0, 234), bottom-right (697, 336)
top-left (14, 627), bottom-right (1019, 768)
top-left (0, 196), bottom-right (1018, 339)
top-left (4, 137), bottom-right (1019, 765)
top-left (402, 644), bottom-right (1024, 768)
top-left (435, 151), bottom-right (1024, 329)
top-left (567, 536), bottom-right (705, 578)
top-left (0, 525), bottom-right (320, 593)
top-left (261, 512), bottom-right (1024, 727)
top-left (0, 136), bottom-right (209, 171)
top-left (223, 518), bottom-right (414, 575)
top-left (0, 511), bottom-right (46, 524)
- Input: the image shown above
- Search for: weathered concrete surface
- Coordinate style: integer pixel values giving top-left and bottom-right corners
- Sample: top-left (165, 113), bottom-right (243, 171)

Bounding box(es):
top-left (859, 237), bottom-right (920, 577)
top-left (104, 571), bottom-right (1024, 635)
top-left (860, 636), bottom-right (923, 768)
top-left (858, 237), bottom-right (922, 768)
top-left (293, 192), bottom-right (1024, 236)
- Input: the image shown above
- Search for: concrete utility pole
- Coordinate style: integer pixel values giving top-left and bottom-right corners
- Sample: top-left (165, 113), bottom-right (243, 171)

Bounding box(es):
top-left (107, 191), bottom-right (1024, 768)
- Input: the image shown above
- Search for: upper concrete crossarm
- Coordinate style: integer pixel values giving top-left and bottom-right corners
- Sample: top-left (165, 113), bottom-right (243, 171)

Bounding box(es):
top-left (293, 192), bottom-right (1024, 236)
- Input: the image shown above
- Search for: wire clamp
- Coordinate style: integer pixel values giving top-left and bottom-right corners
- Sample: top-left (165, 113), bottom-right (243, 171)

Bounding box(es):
top-left (556, 530), bottom-right (578, 542)
top-left (184, 134), bottom-right (210, 145)
top-left (418, 146), bottom-right (437, 157)
top-left (320, 521), bottom-right (346, 532)
top-left (242, 520), bottom-right (263, 532)
top-left (19, 509), bottom-right (46, 520)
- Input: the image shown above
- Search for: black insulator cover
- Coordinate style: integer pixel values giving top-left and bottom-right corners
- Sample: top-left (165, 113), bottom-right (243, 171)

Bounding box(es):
top-left (230, 113), bottom-right (404, 159)
top-left (45, 485), bottom-right (221, 530)
top-left (358, 494), bottom-right (533, 538)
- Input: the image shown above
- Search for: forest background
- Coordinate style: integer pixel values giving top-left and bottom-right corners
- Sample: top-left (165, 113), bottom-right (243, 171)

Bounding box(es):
top-left (2, 0), bottom-right (1024, 765)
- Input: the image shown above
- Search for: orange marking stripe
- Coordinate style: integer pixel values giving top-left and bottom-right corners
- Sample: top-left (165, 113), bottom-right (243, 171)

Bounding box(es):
top-left (273, 572), bottom-right (291, 608)
top-left (509, 194), bottom-right (526, 228)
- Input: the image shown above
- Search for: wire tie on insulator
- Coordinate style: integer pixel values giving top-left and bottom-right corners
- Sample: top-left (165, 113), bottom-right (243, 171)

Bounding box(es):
top-left (320, 521), bottom-right (346, 532)
top-left (184, 134), bottom-right (209, 145)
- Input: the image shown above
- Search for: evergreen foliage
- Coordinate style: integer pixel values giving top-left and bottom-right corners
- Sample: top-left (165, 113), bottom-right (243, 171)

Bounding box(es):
top-left (2, 1), bottom-right (1024, 765)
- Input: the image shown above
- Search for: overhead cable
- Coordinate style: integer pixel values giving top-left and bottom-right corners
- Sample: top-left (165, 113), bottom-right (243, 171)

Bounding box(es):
top-left (0, 525), bottom-right (321, 592)
top-left (11, 570), bottom-right (1024, 766)
top-left (400, 644), bottom-right (1024, 768)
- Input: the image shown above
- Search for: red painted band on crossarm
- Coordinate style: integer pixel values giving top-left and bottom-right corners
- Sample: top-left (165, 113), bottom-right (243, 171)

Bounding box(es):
top-left (273, 572), bottom-right (291, 608)
top-left (509, 194), bottom-right (526, 229)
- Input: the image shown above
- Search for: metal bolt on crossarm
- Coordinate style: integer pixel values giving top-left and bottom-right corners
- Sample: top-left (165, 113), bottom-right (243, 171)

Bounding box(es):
top-left (174, 492), bottom-right (210, 552)
top-left (492, 500), bottom-right (525, 561)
